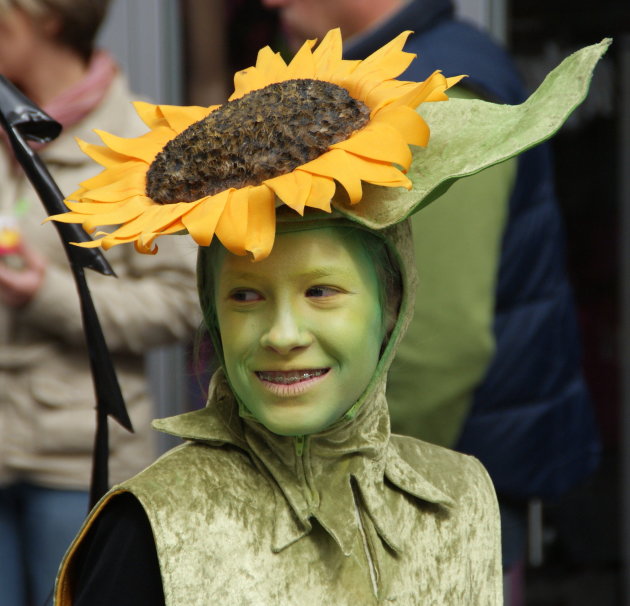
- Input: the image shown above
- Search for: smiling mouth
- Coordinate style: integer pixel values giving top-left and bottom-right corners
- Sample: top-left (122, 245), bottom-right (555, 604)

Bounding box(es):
top-left (255, 369), bottom-right (329, 384)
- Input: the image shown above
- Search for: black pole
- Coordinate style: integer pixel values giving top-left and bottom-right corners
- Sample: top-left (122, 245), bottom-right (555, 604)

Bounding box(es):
top-left (0, 75), bottom-right (132, 507)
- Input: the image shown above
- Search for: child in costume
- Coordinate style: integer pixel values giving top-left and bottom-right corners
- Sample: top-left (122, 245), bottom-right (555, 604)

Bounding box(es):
top-left (52, 30), bottom-right (607, 605)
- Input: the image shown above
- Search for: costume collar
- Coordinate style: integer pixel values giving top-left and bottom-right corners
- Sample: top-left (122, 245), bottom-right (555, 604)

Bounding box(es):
top-left (154, 369), bottom-right (454, 556)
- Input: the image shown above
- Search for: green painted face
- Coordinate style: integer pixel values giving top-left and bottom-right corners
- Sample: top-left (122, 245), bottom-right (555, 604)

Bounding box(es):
top-left (214, 227), bottom-right (385, 436)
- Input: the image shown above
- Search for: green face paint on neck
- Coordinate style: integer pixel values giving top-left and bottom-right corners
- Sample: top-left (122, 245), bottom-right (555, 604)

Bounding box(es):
top-left (214, 227), bottom-right (385, 436)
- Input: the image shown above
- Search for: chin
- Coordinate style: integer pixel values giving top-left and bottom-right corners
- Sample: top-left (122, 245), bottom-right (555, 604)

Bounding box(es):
top-left (262, 412), bottom-right (326, 437)
top-left (265, 421), bottom-right (318, 437)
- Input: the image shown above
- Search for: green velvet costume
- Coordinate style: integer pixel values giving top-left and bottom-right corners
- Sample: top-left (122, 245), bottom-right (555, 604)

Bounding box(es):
top-left (57, 222), bottom-right (502, 605)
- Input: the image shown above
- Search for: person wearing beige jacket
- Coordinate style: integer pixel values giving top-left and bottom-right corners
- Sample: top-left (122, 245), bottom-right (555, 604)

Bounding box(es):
top-left (0, 2), bottom-right (200, 605)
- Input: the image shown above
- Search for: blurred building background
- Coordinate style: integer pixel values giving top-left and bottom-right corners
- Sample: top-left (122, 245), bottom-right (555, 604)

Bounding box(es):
top-left (96, 1), bottom-right (629, 603)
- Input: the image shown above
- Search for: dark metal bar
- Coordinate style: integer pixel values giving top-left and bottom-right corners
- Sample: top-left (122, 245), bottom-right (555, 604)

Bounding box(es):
top-left (0, 75), bottom-right (133, 506)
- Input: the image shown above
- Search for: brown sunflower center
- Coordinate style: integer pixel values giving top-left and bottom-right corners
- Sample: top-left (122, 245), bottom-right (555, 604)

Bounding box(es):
top-left (145, 79), bottom-right (371, 204)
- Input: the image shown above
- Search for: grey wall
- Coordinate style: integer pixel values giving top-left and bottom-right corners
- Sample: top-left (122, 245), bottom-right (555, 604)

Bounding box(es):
top-left (98, 0), bottom-right (188, 452)
top-left (98, 0), bottom-right (183, 104)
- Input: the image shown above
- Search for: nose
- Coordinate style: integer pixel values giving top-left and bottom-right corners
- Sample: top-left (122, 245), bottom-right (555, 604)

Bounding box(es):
top-left (260, 303), bottom-right (312, 354)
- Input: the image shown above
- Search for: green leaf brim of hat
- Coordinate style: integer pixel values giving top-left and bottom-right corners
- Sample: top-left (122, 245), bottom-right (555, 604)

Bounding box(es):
top-left (334, 38), bottom-right (612, 229)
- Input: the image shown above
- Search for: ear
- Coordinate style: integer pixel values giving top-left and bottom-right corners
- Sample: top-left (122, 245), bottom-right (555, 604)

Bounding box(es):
top-left (37, 11), bottom-right (62, 39)
top-left (383, 290), bottom-right (401, 341)
top-left (384, 306), bottom-right (397, 337)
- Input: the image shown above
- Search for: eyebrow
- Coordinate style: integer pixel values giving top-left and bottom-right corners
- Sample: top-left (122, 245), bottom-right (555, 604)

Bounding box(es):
top-left (223, 270), bottom-right (263, 282)
top-left (298, 267), bottom-right (341, 280)
top-left (224, 266), bottom-right (346, 282)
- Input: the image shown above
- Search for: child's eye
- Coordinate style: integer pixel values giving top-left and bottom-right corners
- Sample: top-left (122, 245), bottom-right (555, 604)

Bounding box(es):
top-left (229, 289), bottom-right (263, 303)
top-left (305, 286), bottom-right (342, 298)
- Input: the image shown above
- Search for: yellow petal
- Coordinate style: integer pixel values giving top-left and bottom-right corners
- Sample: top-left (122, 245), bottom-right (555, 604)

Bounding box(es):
top-left (135, 234), bottom-right (159, 254)
top-left (309, 149), bottom-right (411, 195)
top-left (259, 48), bottom-right (290, 83)
top-left (371, 105), bottom-right (429, 147)
top-left (232, 66), bottom-right (267, 100)
top-left (325, 59), bottom-right (362, 86)
top-left (80, 168), bottom-right (146, 202)
top-left (96, 207), bottom-right (159, 240)
top-left (72, 236), bottom-right (108, 249)
top-left (101, 237), bottom-right (127, 251)
top-left (63, 200), bottom-right (127, 215)
top-left (303, 174), bottom-right (334, 212)
top-left (136, 221), bottom-right (186, 254)
top-left (182, 190), bottom-right (230, 247)
top-left (80, 236), bottom-right (119, 252)
top-left (149, 220), bottom-right (187, 237)
top-left (343, 73), bottom-right (398, 107)
top-left (347, 156), bottom-right (411, 189)
top-left (65, 184), bottom-right (89, 202)
top-left (96, 127), bottom-right (173, 164)
top-left (370, 74), bottom-right (440, 113)
top-left (265, 171), bottom-right (312, 214)
top-left (312, 28), bottom-right (343, 80)
top-left (158, 104), bottom-right (217, 132)
top-left (76, 139), bottom-right (128, 168)
top-left (99, 232), bottom-right (140, 250)
top-left (446, 74), bottom-right (466, 89)
top-left (49, 210), bottom-right (85, 224)
top-left (230, 47), bottom-right (289, 100)
top-left (124, 204), bottom-right (191, 244)
top-left (286, 38), bottom-right (317, 79)
top-left (301, 149), bottom-right (362, 203)
top-left (133, 101), bottom-right (167, 130)
top-left (344, 68), bottom-right (415, 108)
top-left (344, 31), bottom-right (414, 86)
top-left (82, 195), bottom-right (153, 233)
top-left (77, 161), bottom-right (143, 191)
top-left (364, 79), bottom-right (415, 110)
top-left (330, 122), bottom-right (412, 170)
top-left (216, 188), bottom-right (250, 255)
top-left (245, 185), bottom-right (276, 261)
top-left (336, 154), bottom-right (411, 190)
top-left (388, 71), bottom-right (464, 109)
top-left (420, 73), bottom-right (453, 103)
top-left (420, 73), bottom-right (465, 102)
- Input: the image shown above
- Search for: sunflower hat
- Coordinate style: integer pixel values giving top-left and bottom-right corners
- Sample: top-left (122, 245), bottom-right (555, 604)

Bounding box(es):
top-left (53, 29), bottom-right (609, 259)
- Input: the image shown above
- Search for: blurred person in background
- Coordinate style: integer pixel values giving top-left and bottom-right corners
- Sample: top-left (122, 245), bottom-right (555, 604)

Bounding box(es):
top-left (260, 0), bottom-right (601, 596)
top-left (0, 1), bottom-right (199, 605)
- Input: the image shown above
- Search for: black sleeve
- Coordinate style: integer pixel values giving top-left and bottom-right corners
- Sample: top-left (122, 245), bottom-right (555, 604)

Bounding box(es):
top-left (71, 492), bottom-right (165, 606)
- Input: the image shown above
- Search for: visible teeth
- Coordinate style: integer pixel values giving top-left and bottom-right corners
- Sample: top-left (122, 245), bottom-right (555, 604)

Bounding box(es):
top-left (257, 369), bottom-right (327, 384)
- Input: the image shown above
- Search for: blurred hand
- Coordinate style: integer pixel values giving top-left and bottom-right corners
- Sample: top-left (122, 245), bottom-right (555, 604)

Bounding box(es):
top-left (0, 242), bottom-right (47, 307)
